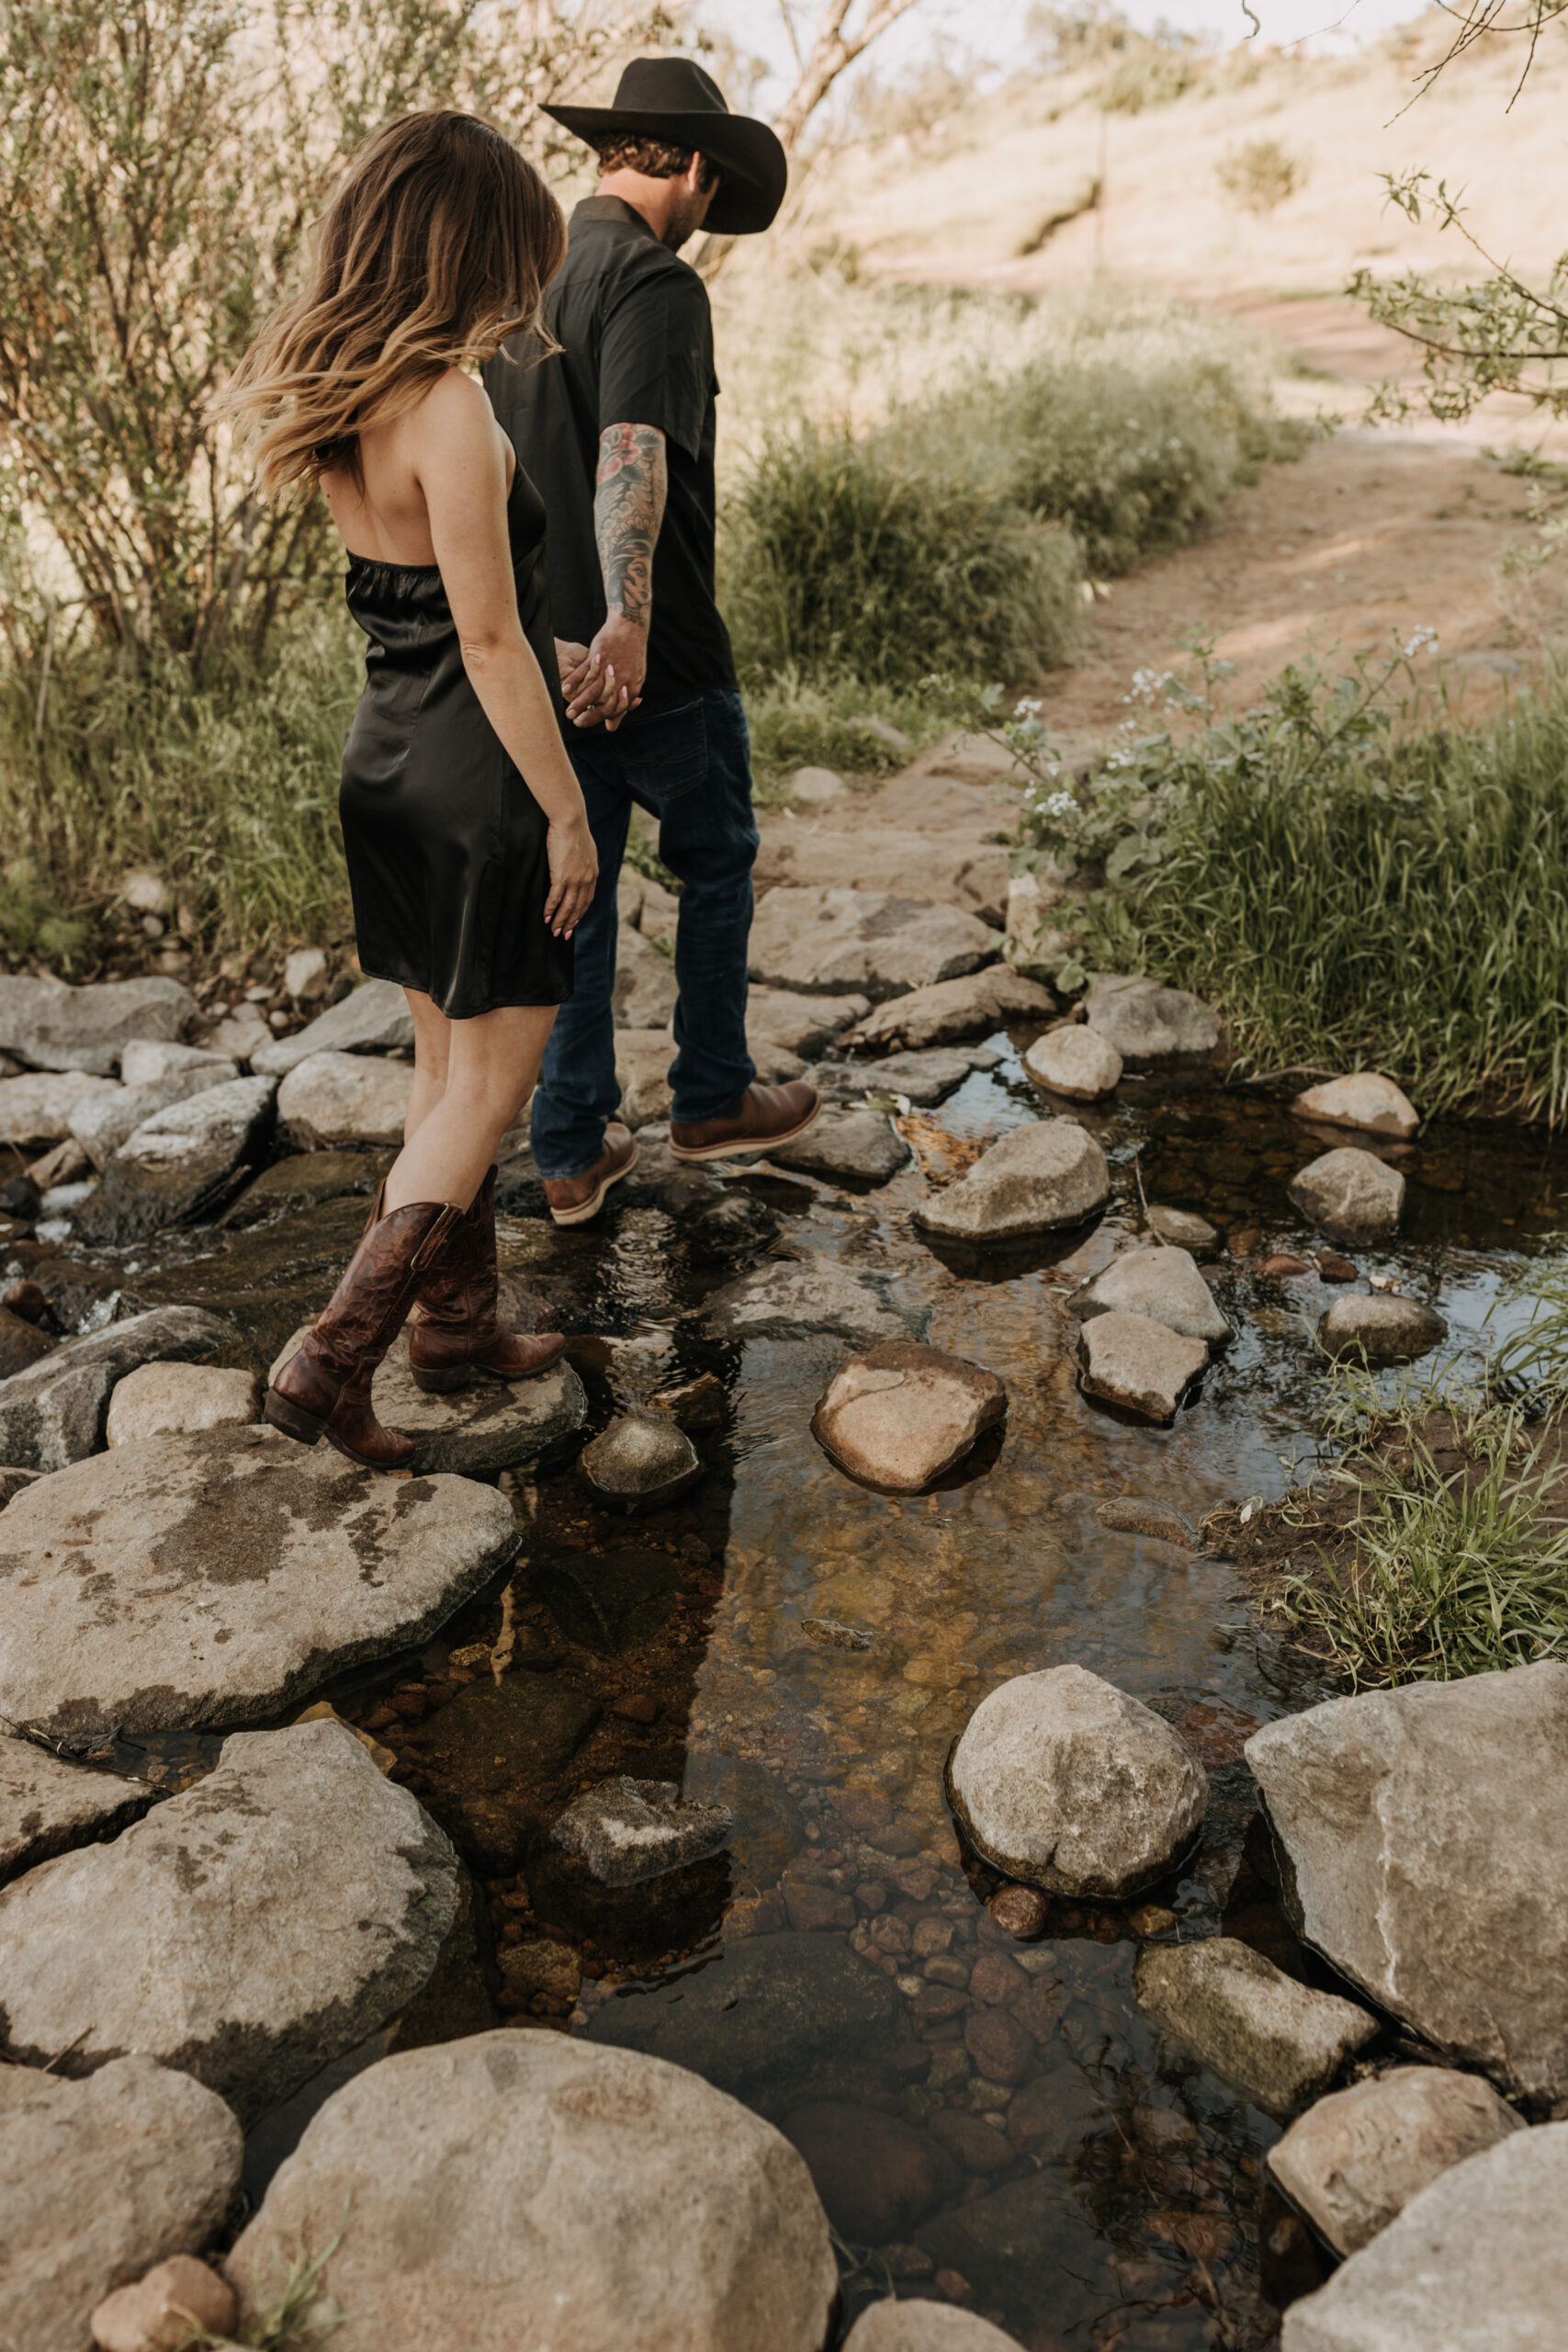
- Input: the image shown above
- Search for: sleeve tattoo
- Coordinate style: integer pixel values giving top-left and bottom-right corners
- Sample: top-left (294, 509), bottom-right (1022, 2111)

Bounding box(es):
top-left (595, 423), bottom-right (667, 628)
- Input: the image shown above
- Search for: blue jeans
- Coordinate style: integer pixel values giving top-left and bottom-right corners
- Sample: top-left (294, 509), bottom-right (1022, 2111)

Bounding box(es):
top-left (530, 687), bottom-right (760, 1179)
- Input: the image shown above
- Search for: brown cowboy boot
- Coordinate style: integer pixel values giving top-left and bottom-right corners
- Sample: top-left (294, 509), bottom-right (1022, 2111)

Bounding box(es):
top-left (265, 1195), bottom-right (460, 1460)
top-left (408, 1165), bottom-right (568, 1395)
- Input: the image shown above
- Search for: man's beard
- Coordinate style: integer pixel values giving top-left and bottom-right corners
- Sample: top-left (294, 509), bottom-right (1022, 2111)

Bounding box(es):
top-left (662, 185), bottom-right (715, 251)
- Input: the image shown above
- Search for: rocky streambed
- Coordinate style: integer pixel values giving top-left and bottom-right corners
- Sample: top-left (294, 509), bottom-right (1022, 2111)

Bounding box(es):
top-left (3, 961), bottom-right (1568, 2351)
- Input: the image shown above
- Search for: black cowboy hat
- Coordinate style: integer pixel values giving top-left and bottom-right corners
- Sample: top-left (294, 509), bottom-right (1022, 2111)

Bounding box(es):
top-left (545, 56), bottom-right (787, 237)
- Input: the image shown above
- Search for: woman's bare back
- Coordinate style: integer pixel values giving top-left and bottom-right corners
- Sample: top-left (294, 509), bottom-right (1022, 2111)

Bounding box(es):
top-left (321, 371), bottom-right (515, 568)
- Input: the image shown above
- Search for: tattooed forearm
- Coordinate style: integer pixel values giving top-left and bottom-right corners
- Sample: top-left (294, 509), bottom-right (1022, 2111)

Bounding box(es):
top-left (595, 423), bottom-right (667, 628)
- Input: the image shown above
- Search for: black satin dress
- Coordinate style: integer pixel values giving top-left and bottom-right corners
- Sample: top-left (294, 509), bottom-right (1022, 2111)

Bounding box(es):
top-left (339, 460), bottom-right (573, 1017)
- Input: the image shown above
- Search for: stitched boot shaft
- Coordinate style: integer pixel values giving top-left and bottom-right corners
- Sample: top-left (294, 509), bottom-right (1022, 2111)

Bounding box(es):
top-left (265, 1197), bottom-right (459, 1446)
top-left (408, 1166), bottom-right (567, 1391)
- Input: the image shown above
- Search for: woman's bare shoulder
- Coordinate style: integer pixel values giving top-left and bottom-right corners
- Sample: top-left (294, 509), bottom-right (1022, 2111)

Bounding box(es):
top-left (404, 368), bottom-right (497, 448)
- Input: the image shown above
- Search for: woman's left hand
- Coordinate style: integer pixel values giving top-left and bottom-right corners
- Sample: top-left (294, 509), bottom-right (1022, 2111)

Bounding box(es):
top-left (544, 812), bottom-right (598, 938)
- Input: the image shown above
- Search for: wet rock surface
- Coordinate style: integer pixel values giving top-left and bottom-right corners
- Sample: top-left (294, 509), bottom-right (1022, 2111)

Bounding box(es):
top-left (0, 1424), bottom-right (519, 1736)
top-left (1246, 1664), bottom-right (1568, 2100)
top-left (847, 967), bottom-right (1055, 1052)
top-left (749, 888), bottom-right (999, 1002)
top-left (811, 1045), bottom-right (998, 1105)
top-left (915, 2174), bottom-right (1117, 2339)
top-left (227, 2032), bottom-right (839, 2352)
top-left (703, 1256), bottom-right (919, 1345)
top-left (948, 1666), bottom-right (1208, 1895)
top-left (1145, 1204), bottom-right (1219, 1253)
top-left (1077, 1309), bottom-right (1209, 1422)
top-left (1024, 1024), bottom-right (1122, 1100)
top-left (0, 1732), bottom-right (153, 1887)
top-left (271, 1325), bottom-right (587, 1479)
top-left (812, 1341), bottom-right (1007, 1492)
top-left (1083, 974), bottom-right (1221, 1065)
top-left (914, 1120), bottom-right (1109, 1243)
top-left (0, 2056), bottom-right (242, 2352)
top-left (1292, 1072), bottom-right (1419, 1141)
top-left (784, 2099), bottom-right (959, 2243)
top-left (1281, 2121), bottom-right (1568, 2352)
top-left (0, 976), bottom-right (197, 1076)
top-left (554, 1775), bottom-right (733, 1886)
top-left (218, 1146), bottom-right (390, 1226)
top-left (1317, 1293), bottom-right (1448, 1363)
top-left (0, 1305), bottom-right (232, 1472)
top-left (1134, 1937), bottom-right (1379, 2116)
top-left (1094, 1496), bottom-right (1197, 1546)
top-left (406, 1670), bottom-right (601, 1873)
top-left (73, 1077), bottom-right (276, 1245)
top-left (579, 1410), bottom-right (704, 1511)
top-left (250, 976), bottom-right (413, 1076)
top-left (1267, 2065), bottom-right (1524, 2256)
top-left (276, 1049), bottom-right (412, 1148)
top-left (0, 1720), bottom-right (456, 2122)
top-left (772, 1106), bottom-right (913, 1186)
top-left (1288, 1147), bottom-right (1404, 1244)
top-left (1069, 1243), bottom-right (1231, 1344)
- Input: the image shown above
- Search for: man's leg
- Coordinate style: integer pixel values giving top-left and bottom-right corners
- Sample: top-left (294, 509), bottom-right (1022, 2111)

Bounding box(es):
top-left (528, 738), bottom-right (632, 1181)
top-left (658, 689), bottom-right (759, 1124)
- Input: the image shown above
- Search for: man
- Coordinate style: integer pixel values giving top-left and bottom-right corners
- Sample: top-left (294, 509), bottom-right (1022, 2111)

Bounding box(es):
top-left (486, 56), bottom-right (819, 1227)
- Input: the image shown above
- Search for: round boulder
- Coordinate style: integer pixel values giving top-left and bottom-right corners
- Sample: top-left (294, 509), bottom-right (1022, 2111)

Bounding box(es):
top-left (1023, 1025), bottom-right (1122, 1102)
top-left (1292, 1073), bottom-right (1419, 1142)
top-left (1288, 1148), bottom-right (1404, 1245)
top-left (579, 1410), bottom-right (704, 1512)
top-left (913, 1119), bottom-right (1109, 1244)
top-left (811, 1341), bottom-right (1007, 1493)
top-left (225, 2031), bottom-right (839, 2352)
top-left (105, 1360), bottom-right (259, 1446)
top-left (845, 2301), bottom-right (1024, 2351)
top-left (947, 1664), bottom-right (1208, 1897)
top-left (1318, 1294), bottom-right (1448, 1364)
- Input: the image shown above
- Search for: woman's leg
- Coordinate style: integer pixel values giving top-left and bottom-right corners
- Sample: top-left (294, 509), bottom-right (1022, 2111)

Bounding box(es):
top-left (383, 1001), bottom-right (558, 1215)
top-left (402, 989), bottom-right (452, 1144)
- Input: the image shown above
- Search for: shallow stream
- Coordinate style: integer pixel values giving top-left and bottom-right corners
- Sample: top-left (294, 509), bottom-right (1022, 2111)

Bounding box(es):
top-left (7, 1041), bottom-right (1565, 2349)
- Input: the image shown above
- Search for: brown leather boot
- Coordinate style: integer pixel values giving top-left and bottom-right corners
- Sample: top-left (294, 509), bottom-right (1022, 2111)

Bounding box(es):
top-left (265, 1196), bottom-right (460, 1460)
top-left (669, 1080), bottom-right (820, 1163)
top-left (541, 1124), bottom-right (639, 1227)
top-left (408, 1166), bottom-right (568, 1394)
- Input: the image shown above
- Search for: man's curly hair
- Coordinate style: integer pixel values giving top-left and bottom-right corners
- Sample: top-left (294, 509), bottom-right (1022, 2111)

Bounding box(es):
top-left (594, 132), bottom-right (720, 192)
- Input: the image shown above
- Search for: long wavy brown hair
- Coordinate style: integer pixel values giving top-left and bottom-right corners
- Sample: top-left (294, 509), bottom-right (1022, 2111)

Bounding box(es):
top-left (228, 110), bottom-right (565, 494)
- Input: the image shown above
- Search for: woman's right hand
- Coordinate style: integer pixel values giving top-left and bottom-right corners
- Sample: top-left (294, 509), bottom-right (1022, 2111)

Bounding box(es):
top-left (544, 813), bottom-right (598, 939)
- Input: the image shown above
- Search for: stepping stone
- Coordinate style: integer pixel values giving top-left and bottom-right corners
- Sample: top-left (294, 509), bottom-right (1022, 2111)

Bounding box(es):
top-left (1318, 1293), bottom-right (1448, 1363)
top-left (218, 1147), bottom-right (391, 1227)
top-left (251, 976), bottom-right (413, 1077)
top-left (0, 975), bottom-right (197, 1077)
top-left (1247, 1662), bottom-right (1568, 2102)
top-left (70, 1060), bottom-right (240, 1169)
top-left (749, 888), bottom-right (998, 1003)
top-left (1288, 1146), bottom-right (1404, 1244)
top-left (1077, 1309), bottom-right (1208, 1422)
top-left (554, 1774), bottom-right (734, 1885)
top-left (105, 1361), bottom-right (259, 1446)
top-left (948, 1665), bottom-right (1208, 1897)
top-left (0, 1731), bottom-right (153, 1887)
top-left (0, 1425), bottom-right (519, 1738)
top-left (0, 1305), bottom-right (233, 1473)
top-left (1268, 2065), bottom-right (1523, 2257)
top-left (846, 967), bottom-right (1054, 1052)
top-left (771, 1106), bottom-right (912, 1186)
top-left (1293, 1071), bottom-right (1419, 1141)
top-left (277, 1050), bottom-right (411, 1148)
top-left (913, 1119), bottom-right (1109, 1244)
top-left (0, 1718), bottom-right (457, 2123)
top-left (0, 1069), bottom-right (121, 1149)
top-left (1069, 1243), bottom-right (1231, 1344)
top-left (812, 1341), bottom-right (1006, 1493)
top-left (612, 926), bottom-right (680, 1029)
top-left (1145, 1204), bottom-right (1218, 1254)
top-left (702, 1258), bottom-right (919, 1347)
top-left (0, 2057), bottom-right (242, 2352)
top-left (1083, 974), bottom-right (1221, 1065)
top-left (811, 1046), bottom-right (998, 1106)
top-left (1023, 1024), bottom-right (1122, 1100)
top-left (226, 2032), bottom-right (838, 2352)
top-left (270, 1325), bottom-right (586, 1479)
top-left (1134, 1937), bottom-right (1378, 2116)
top-left (72, 1077), bottom-right (277, 1246)
top-left (578, 1411), bottom-right (703, 1512)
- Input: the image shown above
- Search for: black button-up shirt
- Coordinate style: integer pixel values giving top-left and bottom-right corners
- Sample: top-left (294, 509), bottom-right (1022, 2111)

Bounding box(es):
top-left (486, 195), bottom-right (737, 697)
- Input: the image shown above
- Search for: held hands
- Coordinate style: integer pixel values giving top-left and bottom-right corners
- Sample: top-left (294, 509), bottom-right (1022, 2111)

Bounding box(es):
top-left (557, 639), bottom-right (631, 732)
top-left (544, 812), bottom-right (597, 940)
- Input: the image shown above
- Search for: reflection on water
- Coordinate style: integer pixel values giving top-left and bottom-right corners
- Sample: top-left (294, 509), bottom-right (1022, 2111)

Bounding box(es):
top-left (10, 1042), bottom-right (1566, 2346)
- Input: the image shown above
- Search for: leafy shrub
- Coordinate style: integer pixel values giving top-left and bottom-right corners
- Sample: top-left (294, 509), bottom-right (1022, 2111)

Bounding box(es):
top-left (1216, 138), bottom-right (1309, 216)
top-left (744, 670), bottom-right (940, 799)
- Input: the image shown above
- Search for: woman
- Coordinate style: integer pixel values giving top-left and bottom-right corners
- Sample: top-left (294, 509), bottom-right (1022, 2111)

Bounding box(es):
top-left (230, 111), bottom-right (615, 1468)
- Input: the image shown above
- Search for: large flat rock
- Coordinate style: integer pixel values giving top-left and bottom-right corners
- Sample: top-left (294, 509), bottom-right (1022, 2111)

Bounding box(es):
top-left (0, 1306), bottom-right (233, 1473)
top-left (0, 1424), bottom-right (519, 1738)
top-left (845, 967), bottom-right (1055, 1053)
top-left (1268, 2065), bottom-right (1524, 2257)
top-left (271, 1325), bottom-right (587, 1478)
top-left (0, 976), bottom-right (197, 1076)
top-left (72, 1077), bottom-right (277, 1245)
top-left (750, 888), bottom-right (998, 1003)
top-left (0, 2056), bottom-right (242, 2352)
top-left (227, 2032), bottom-right (838, 2352)
top-left (1068, 1243), bottom-right (1231, 1344)
top-left (0, 1733), bottom-right (153, 1887)
top-left (0, 1719), bottom-right (457, 2124)
top-left (251, 977), bottom-right (414, 1077)
top-left (276, 1050), bottom-right (412, 1149)
top-left (1247, 1662), bottom-right (1568, 2101)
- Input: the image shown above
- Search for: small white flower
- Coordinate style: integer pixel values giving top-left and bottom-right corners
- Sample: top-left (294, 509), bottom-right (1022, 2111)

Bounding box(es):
top-left (1043, 790), bottom-right (1077, 819)
top-left (1013, 696), bottom-right (1044, 719)
top-left (1403, 627), bottom-right (1438, 659)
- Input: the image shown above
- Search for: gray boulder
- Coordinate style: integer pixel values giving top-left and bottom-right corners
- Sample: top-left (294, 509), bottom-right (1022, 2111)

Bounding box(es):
top-left (0, 976), bottom-right (197, 1076)
top-left (846, 2302), bottom-right (1029, 2351)
top-left (270, 1326), bottom-right (585, 1479)
top-left (812, 1046), bottom-right (998, 1106)
top-left (772, 1106), bottom-right (912, 1186)
top-left (105, 1362), bottom-right (259, 1446)
top-left (1024, 1024), bottom-right (1122, 1100)
top-left (553, 1775), bottom-right (733, 1886)
top-left (846, 967), bottom-right (1055, 1052)
top-left (579, 1410), bottom-right (703, 1512)
top-left (1318, 1294), bottom-right (1448, 1363)
top-left (0, 1424), bottom-right (519, 1737)
top-left (0, 1733), bottom-right (153, 1887)
top-left (72, 1076), bottom-right (276, 1246)
top-left (1246, 1664), bottom-right (1568, 2101)
top-left (1069, 1243), bottom-right (1230, 1343)
top-left (749, 987), bottom-right (870, 1060)
top-left (1281, 2122), bottom-right (1568, 2352)
top-left (913, 1119), bottom-right (1109, 1244)
top-left (69, 1061), bottom-right (239, 1169)
top-left (0, 2057), bottom-right (242, 2352)
top-left (0, 1306), bottom-right (232, 1473)
top-left (1289, 1148), bottom-right (1404, 1245)
top-left (812, 1341), bottom-right (1006, 1492)
top-left (612, 924), bottom-right (681, 1029)
top-left (0, 1070), bottom-right (120, 1149)
top-left (276, 1049), bottom-right (412, 1148)
top-left (227, 2032), bottom-right (838, 2352)
top-left (1145, 1204), bottom-right (1219, 1254)
top-left (0, 1719), bottom-right (457, 2123)
top-left (1083, 974), bottom-right (1221, 1065)
top-left (119, 1039), bottom-right (243, 1088)
top-left (250, 976), bottom-right (414, 1077)
top-left (1293, 1073), bottom-right (1419, 1142)
top-left (1268, 2066), bottom-right (1524, 2256)
top-left (947, 1665), bottom-right (1208, 1895)
top-left (703, 1258), bottom-right (919, 1346)
top-left (749, 887), bottom-right (998, 1003)
top-left (1077, 1308), bottom-right (1208, 1422)
top-left (1134, 1938), bottom-right (1379, 2116)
